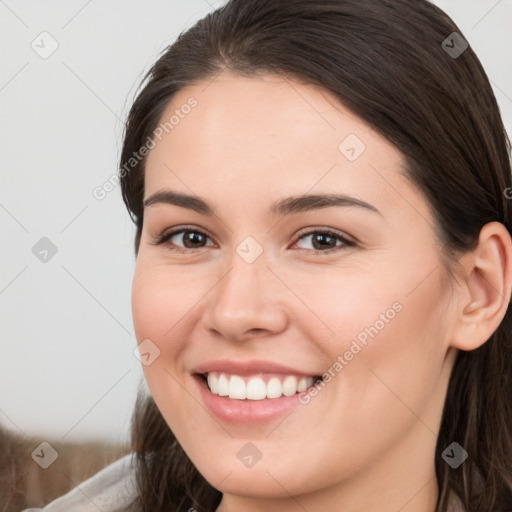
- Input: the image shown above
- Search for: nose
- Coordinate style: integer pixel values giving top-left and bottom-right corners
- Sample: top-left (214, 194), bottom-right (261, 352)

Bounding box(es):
top-left (201, 247), bottom-right (289, 343)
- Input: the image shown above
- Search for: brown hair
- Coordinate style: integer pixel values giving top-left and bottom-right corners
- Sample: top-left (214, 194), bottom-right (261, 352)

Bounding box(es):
top-left (119, 1), bottom-right (512, 510)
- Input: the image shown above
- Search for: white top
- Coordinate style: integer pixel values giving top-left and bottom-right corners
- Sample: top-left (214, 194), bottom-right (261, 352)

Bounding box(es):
top-left (22, 453), bottom-right (137, 512)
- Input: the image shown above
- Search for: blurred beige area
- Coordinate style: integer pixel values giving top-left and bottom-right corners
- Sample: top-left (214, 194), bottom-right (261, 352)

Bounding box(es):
top-left (0, 423), bottom-right (131, 511)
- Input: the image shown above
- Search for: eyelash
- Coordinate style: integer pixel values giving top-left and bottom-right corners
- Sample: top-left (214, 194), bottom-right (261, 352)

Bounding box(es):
top-left (151, 225), bottom-right (356, 255)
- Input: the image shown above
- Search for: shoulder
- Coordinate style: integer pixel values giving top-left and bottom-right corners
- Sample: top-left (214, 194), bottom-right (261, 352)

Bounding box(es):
top-left (22, 453), bottom-right (137, 512)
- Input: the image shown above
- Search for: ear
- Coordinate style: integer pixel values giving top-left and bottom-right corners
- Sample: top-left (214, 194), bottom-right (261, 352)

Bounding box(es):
top-left (450, 221), bottom-right (512, 352)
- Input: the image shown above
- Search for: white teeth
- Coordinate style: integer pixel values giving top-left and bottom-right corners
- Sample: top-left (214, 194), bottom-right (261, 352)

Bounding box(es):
top-left (217, 374), bottom-right (229, 396)
top-left (207, 373), bottom-right (217, 394)
top-left (282, 375), bottom-right (298, 396)
top-left (297, 377), bottom-right (309, 392)
top-left (205, 372), bottom-right (315, 400)
top-left (246, 377), bottom-right (267, 400)
top-left (228, 375), bottom-right (246, 399)
top-left (266, 377), bottom-right (282, 398)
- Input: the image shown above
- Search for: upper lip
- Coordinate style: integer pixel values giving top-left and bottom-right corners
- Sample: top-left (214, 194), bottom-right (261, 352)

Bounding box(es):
top-left (191, 359), bottom-right (322, 378)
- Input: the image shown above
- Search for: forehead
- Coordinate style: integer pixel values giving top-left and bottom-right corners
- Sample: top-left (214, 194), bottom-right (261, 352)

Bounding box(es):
top-left (144, 71), bottom-right (411, 213)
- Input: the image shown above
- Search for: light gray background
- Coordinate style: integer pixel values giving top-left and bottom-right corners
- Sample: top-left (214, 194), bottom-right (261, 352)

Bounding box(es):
top-left (1, 0), bottom-right (511, 445)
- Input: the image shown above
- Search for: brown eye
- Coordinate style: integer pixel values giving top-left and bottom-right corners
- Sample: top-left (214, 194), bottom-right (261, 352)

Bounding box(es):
top-left (175, 230), bottom-right (209, 249)
top-left (293, 229), bottom-right (356, 254)
top-left (153, 228), bottom-right (214, 251)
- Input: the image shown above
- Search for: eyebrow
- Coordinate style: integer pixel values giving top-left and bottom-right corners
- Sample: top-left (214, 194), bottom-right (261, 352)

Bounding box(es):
top-left (143, 189), bottom-right (383, 217)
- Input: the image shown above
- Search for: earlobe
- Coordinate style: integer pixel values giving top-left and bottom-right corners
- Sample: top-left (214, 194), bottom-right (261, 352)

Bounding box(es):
top-left (450, 221), bottom-right (512, 352)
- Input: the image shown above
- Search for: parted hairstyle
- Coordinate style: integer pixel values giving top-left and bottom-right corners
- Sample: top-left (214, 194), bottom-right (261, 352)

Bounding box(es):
top-left (118, 1), bottom-right (512, 511)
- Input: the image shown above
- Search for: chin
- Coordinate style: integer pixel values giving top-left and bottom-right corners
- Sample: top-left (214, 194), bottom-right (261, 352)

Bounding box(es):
top-left (201, 466), bottom-right (302, 499)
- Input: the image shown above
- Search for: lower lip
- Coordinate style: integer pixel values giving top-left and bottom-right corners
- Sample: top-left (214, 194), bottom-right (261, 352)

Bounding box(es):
top-left (193, 374), bottom-right (304, 424)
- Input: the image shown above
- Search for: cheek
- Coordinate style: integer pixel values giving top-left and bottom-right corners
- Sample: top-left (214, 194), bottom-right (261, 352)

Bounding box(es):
top-left (308, 257), bottom-right (449, 412)
top-left (130, 259), bottom-right (218, 401)
top-left (286, 264), bottom-right (402, 349)
top-left (131, 268), bottom-right (169, 340)
top-left (330, 266), bottom-right (450, 419)
top-left (131, 264), bottom-right (192, 424)
top-left (131, 263), bottom-right (223, 449)
top-left (131, 259), bottom-right (203, 340)
top-left (131, 262), bottom-right (191, 385)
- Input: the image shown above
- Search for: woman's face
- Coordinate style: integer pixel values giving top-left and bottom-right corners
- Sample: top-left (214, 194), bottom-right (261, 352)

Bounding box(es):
top-left (132, 71), bottom-right (457, 506)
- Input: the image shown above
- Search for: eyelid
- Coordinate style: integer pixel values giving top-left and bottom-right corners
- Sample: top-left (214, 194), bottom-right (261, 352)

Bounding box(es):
top-left (294, 226), bottom-right (356, 245)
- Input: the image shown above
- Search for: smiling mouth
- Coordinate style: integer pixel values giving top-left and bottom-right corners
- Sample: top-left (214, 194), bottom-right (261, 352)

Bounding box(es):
top-left (197, 371), bottom-right (324, 400)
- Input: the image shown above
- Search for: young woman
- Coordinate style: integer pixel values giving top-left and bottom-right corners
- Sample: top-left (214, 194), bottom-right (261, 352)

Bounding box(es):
top-left (24, 1), bottom-right (512, 511)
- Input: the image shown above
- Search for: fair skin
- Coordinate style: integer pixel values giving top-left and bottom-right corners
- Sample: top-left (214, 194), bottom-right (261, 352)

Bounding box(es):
top-left (131, 70), bottom-right (512, 512)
